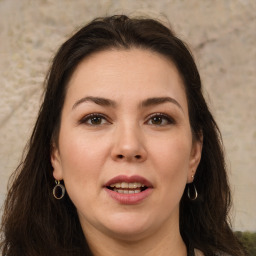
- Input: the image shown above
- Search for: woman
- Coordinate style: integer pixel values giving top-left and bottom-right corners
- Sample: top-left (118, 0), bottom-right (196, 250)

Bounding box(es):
top-left (0, 15), bottom-right (245, 256)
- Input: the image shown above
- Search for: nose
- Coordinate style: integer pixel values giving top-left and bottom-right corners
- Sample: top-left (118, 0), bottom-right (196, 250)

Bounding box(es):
top-left (111, 124), bottom-right (147, 162)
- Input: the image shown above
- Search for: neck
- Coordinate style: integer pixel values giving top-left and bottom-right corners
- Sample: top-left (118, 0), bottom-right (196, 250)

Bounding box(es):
top-left (83, 219), bottom-right (187, 256)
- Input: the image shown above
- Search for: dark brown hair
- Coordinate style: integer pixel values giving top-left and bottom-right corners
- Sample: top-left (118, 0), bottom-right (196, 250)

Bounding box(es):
top-left (1, 15), bottom-right (245, 256)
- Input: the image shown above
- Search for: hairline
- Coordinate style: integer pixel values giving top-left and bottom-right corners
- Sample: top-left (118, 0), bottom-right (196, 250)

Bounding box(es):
top-left (52, 46), bottom-right (195, 147)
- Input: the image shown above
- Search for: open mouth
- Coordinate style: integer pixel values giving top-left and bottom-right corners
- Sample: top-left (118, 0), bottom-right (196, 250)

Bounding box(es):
top-left (104, 176), bottom-right (153, 204)
top-left (107, 182), bottom-right (149, 194)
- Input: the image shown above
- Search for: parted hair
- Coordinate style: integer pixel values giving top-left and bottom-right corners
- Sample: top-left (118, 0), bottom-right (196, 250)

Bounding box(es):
top-left (0, 15), bottom-right (245, 256)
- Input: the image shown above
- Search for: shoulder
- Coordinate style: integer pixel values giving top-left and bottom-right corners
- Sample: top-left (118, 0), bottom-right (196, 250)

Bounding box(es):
top-left (194, 249), bottom-right (204, 256)
top-left (194, 249), bottom-right (232, 256)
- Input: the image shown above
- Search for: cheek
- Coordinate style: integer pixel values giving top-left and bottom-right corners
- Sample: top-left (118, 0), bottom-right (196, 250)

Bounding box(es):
top-left (150, 135), bottom-right (192, 183)
top-left (58, 130), bottom-right (108, 189)
top-left (57, 137), bottom-right (104, 211)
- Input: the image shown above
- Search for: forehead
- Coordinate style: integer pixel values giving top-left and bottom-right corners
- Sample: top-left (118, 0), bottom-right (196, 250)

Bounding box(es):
top-left (65, 48), bottom-right (187, 110)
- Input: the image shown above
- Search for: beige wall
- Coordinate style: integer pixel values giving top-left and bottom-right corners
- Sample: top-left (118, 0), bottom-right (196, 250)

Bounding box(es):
top-left (0, 0), bottom-right (255, 231)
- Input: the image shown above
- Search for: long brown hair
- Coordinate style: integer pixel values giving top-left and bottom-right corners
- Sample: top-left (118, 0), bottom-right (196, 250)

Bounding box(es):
top-left (1, 15), bottom-right (245, 256)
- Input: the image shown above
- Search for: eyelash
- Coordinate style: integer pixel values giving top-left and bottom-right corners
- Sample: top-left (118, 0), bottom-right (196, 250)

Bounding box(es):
top-left (145, 113), bottom-right (175, 126)
top-left (79, 113), bottom-right (110, 126)
top-left (79, 112), bottom-right (175, 126)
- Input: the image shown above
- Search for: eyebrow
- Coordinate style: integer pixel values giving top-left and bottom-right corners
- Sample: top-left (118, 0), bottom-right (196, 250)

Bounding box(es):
top-left (72, 96), bottom-right (183, 112)
top-left (72, 96), bottom-right (116, 109)
top-left (141, 97), bottom-right (184, 112)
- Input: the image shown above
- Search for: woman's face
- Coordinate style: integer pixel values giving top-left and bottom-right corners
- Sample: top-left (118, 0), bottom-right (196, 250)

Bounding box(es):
top-left (51, 49), bottom-right (202, 241)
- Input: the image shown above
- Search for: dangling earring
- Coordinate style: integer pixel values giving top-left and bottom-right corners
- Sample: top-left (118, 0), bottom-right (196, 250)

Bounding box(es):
top-left (53, 180), bottom-right (65, 199)
top-left (187, 183), bottom-right (198, 200)
top-left (187, 173), bottom-right (198, 200)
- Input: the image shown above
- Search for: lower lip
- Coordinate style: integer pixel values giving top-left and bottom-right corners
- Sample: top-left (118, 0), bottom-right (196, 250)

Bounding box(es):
top-left (104, 188), bottom-right (153, 205)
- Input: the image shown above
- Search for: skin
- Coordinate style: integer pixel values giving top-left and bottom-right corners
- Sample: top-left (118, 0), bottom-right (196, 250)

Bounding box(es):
top-left (51, 48), bottom-right (202, 256)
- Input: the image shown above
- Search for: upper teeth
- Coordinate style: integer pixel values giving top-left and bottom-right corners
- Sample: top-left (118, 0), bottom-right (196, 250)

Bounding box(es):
top-left (110, 182), bottom-right (145, 189)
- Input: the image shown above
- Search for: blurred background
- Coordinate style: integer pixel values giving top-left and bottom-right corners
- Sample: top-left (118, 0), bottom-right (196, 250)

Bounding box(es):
top-left (0, 0), bottom-right (255, 231)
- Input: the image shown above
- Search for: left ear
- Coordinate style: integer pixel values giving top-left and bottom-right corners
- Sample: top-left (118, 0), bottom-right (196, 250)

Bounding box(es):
top-left (187, 134), bottom-right (203, 183)
top-left (51, 142), bottom-right (64, 181)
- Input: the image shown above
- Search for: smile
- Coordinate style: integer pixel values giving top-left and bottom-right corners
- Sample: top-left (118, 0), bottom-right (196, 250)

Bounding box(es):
top-left (104, 175), bottom-right (153, 204)
top-left (108, 182), bottom-right (147, 194)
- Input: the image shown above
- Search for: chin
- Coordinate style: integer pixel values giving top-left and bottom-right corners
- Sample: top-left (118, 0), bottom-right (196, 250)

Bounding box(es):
top-left (107, 226), bottom-right (150, 242)
top-left (101, 212), bottom-right (154, 240)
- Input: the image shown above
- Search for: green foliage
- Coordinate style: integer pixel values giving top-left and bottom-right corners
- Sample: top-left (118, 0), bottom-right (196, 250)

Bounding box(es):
top-left (235, 231), bottom-right (256, 256)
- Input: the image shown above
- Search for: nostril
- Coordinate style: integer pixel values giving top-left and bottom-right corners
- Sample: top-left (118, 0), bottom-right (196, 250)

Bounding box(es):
top-left (115, 154), bottom-right (143, 160)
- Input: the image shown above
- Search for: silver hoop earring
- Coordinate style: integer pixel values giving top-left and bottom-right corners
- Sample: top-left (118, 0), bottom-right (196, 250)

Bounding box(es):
top-left (53, 180), bottom-right (65, 200)
top-left (187, 183), bottom-right (198, 200)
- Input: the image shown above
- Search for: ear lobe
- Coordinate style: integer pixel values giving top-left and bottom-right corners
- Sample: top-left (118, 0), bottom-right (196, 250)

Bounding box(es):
top-left (188, 134), bottom-right (203, 183)
top-left (51, 143), bottom-right (64, 181)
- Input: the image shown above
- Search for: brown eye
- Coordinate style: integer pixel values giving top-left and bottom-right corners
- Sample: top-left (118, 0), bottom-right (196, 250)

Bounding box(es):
top-left (151, 116), bottom-right (164, 125)
top-left (79, 114), bottom-right (109, 126)
top-left (147, 113), bottom-right (174, 126)
top-left (90, 116), bottom-right (103, 125)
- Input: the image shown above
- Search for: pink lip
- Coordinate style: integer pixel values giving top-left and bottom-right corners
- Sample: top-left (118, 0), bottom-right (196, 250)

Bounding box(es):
top-left (104, 175), bottom-right (153, 205)
top-left (104, 175), bottom-right (153, 188)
